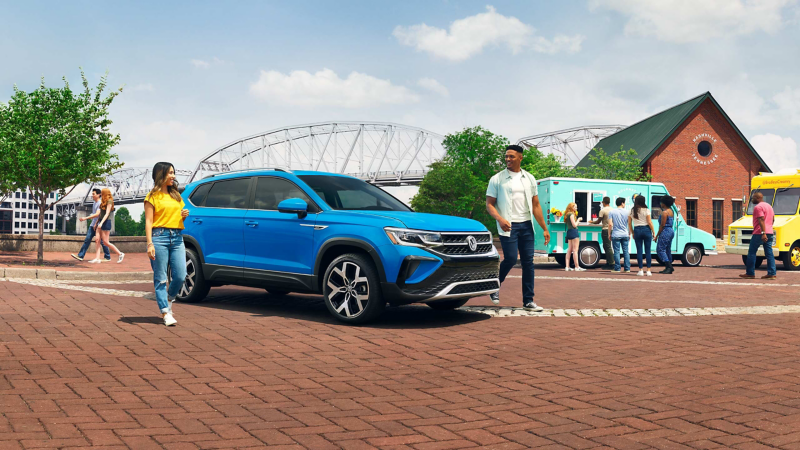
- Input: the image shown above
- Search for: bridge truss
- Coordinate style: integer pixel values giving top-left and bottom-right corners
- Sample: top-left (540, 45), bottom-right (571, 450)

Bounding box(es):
top-left (516, 125), bottom-right (626, 166)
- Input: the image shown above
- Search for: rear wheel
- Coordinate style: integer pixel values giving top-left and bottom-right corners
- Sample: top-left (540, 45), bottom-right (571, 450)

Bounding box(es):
top-left (741, 255), bottom-right (764, 269)
top-left (427, 298), bottom-right (469, 310)
top-left (170, 248), bottom-right (210, 303)
top-left (782, 241), bottom-right (800, 271)
top-left (578, 243), bottom-right (602, 268)
top-left (322, 253), bottom-right (385, 324)
top-left (680, 245), bottom-right (703, 267)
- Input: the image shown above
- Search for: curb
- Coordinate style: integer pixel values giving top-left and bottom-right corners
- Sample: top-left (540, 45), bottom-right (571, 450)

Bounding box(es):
top-left (0, 267), bottom-right (152, 281)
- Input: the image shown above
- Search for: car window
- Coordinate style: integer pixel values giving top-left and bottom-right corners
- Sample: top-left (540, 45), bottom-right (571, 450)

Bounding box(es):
top-left (189, 183), bottom-right (212, 206)
top-left (773, 187), bottom-right (800, 215)
top-left (204, 178), bottom-right (250, 209)
top-left (254, 177), bottom-right (316, 211)
top-left (298, 175), bottom-right (411, 212)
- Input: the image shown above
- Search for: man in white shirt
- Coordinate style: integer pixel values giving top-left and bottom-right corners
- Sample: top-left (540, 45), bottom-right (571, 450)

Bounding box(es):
top-left (486, 145), bottom-right (550, 311)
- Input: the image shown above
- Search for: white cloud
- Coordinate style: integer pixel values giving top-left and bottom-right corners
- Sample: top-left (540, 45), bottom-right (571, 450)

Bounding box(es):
top-left (393, 6), bottom-right (583, 61)
top-left (249, 68), bottom-right (421, 108)
top-left (115, 120), bottom-right (209, 169)
top-left (751, 133), bottom-right (800, 171)
top-left (773, 86), bottom-right (800, 126)
top-left (190, 59), bottom-right (210, 69)
top-left (417, 78), bottom-right (449, 97)
top-left (129, 83), bottom-right (154, 92)
top-left (590, 0), bottom-right (797, 43)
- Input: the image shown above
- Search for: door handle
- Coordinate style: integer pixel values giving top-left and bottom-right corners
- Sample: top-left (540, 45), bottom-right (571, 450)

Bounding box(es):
top-left (245, 220), bottom-right (258, 227)
top-left (192, 218), bottom-right (203, 224)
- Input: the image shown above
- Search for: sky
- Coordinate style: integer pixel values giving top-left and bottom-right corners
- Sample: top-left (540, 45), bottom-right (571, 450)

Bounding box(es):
top-left (2, 0), bottom-right (799, 216)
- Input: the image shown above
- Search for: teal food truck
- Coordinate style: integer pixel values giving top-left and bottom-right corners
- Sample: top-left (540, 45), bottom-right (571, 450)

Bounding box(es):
top-left (534, 178), bottom-right (718, 268)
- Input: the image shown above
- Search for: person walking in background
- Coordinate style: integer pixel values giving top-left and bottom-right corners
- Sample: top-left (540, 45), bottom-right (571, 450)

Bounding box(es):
top-left (655, 196), bottom-right (676, 274)
top-left (145, 162), bottom-right (190, 326)
top-left (629, 195), bottom-right (655, 277)
top-left (609, 197), bottom-right (631, 273)
top-left (86, 188), bottom-right (124, 264)
top-left (591, 196), bottom-right (613, 270)
top-left (486, 145), bottom-right (550, 311)
top-left (741, 191), bottom-right (777, 280)
top-left (563, 202), bottom-right (586, 272)
top-left (71, 188), bottom-right (110, 262)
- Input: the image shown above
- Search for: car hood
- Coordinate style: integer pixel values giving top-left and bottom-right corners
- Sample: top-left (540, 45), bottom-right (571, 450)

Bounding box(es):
top-left (335, 211), bottom-right (489, 232)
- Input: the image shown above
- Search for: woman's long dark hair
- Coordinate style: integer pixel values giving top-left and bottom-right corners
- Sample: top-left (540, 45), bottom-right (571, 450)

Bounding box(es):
top-left (632, 194), bottom-right (648, 220)
top-left (659, 195), bottom-right (675, 210)
top-left (149, 162), bottom-right (182, 202)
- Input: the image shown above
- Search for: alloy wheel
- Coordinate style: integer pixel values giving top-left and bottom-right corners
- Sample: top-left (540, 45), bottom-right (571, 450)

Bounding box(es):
top-left (326, 261), bottom-right (370, 318)
top-left (167, 256), bottom-right (194, 298)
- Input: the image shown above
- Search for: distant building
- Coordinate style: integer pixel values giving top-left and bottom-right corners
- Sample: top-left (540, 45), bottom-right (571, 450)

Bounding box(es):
top-left (576, 92), bottom-right (770, 238)
top-left (0, 189), bottom-right (58, 234)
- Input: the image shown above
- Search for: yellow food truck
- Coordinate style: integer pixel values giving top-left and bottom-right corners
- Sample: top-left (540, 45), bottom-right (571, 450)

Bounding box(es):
top-left (726, 170), bottom-right (800, 270)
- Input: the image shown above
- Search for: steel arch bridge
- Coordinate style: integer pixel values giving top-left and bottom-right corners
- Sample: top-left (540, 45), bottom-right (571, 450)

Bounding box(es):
top-left (57, 121), bottom-right (445, 216)
top-left (516, 125), bottom-right (626, 167)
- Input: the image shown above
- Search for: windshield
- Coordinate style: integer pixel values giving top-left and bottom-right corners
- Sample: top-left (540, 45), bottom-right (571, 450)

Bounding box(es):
top-left (747, 189), bottom-right (775, 215)
top-left (298, 175), bottom-right (412, 212)
top-left (773, 187), bottom-right (800, 215)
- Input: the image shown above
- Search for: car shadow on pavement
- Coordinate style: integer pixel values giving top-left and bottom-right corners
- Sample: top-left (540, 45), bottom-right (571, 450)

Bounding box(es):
top-left (118, 316), bottom-right (163, 325)
top-left (183, 291), bottom-right (491, 329)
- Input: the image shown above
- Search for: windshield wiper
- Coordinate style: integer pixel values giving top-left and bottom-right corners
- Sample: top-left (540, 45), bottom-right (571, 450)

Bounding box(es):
top-left (777, 184), bottom-right (795, 193)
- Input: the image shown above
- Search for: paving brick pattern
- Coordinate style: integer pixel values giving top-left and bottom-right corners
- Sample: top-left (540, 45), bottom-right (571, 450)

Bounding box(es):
top-left (2, 279), bottom-right (800, 449)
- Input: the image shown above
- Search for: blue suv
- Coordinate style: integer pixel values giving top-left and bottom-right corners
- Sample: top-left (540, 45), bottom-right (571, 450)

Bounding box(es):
top-left (174, 169), bottom-right (500, 323)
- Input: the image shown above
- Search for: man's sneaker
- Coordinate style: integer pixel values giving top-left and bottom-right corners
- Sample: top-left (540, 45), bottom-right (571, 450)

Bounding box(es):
top-left (523, 302), bottom-right (544, 312)
top-left (637, 270), bottom-right (644, 276)
top-left (163, 312), bottom-right (177, 326)
top-left (623, 269), bottom-right (631, 273)
top-left (70, 254), bottom-right (83, 261)
top-left (611, 269), bottom-right (621, 273)
top-left (761, 275), bottom-right (777, 280)
top-left (489, 292), bottom-right (500, 305)
top-left (739, 274), bottom-right (756, 279)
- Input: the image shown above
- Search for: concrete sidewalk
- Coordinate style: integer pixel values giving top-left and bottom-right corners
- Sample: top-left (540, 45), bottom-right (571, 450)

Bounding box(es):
top-left (0, 251), bottom-right (152, 280)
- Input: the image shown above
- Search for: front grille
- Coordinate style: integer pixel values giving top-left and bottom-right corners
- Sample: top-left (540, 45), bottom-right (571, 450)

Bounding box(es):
top-left (449, 280), bottom-right (499, 295)
top-left (403, 268), bottom-right (499, 296)
top-left (433, 232), bottom-right (494, 257)
top-left (442, 234), bottom-right (492, 244)
top-left (436, 243), bottom-right (494, 255)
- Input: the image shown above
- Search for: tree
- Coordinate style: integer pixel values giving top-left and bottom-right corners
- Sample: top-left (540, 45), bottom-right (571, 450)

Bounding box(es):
top-left (576, 146), bottom-right (652, 181)
top-left (137, 211), bottom-right (146, 236)
top-left (114, 207), bottom-right (138, 236)
top-left (521, 146), bottom-right (575, 180)
top-left (0, 70), bottom-right (123, 264)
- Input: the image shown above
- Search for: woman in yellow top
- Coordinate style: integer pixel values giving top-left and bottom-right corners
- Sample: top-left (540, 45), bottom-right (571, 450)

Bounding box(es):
top-left (144, 162), bottom-right (189, 326)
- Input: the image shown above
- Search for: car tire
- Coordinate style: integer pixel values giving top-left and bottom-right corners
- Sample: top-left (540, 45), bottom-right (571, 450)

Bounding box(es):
top-left (741, 255), bottom-right (764, 269)
top-left (322, 253), bottom-right (385, 324)
top-left (680, 245), bottom-right (703, 267)
top-left (782, 241), bottom-right (800, 271)
top-left (578, 243), bottom-right (602, 268)
top-left (265, 289), bottom-right (291, 296)
top-left (554, 254), bottom-right (566, 268)
top-left (170, 248), bottom-right (210, 303)
top-left (427, 298), bottom-right (470, 310)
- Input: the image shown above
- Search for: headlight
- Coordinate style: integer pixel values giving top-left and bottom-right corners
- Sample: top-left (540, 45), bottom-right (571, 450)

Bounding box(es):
top-left (730, 234), bottom-right (736, 245)
top-left (384, 228), bottom-right (442, 247)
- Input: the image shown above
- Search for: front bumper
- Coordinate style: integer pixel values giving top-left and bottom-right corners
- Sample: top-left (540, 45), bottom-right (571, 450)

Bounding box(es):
top-left (725, 245), bottom-right (777, 257)
top-left (381, 256), bottom-right (500, 305)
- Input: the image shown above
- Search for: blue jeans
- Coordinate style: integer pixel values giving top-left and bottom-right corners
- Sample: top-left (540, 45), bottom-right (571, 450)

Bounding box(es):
top-left (77, 224), bottom-right (110, 260)
top-left (150, 228), bottom-right (187, 313)
top-left (657, 228), bottom-right (674, 263)
top-left (633, 226), bottom-right (652, 269)
top-left (499, 221), bottom-right (535, 305)
top-left (746, 234), bottom-right (776, 276)
top-left (612, 236), bottom-right (630, 271)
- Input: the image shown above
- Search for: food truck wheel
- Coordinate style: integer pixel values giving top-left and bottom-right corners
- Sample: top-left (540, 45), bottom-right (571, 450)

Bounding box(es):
top-left (579, 243), bottom-right (602, 268)
top-left (782, 241), bottom-right (800, 271)
top-left (553, 254), bottom-right (566, 267)
top-left (741, 255), bottom-right (763, 269)
top-left (680, 245), bottom-right (703, 267)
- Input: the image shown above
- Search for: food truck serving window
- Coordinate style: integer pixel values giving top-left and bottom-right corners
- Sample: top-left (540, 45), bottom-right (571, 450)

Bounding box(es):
top-left (747, 189), bottom-right (775, 215)
top-left (773, 188), bottom-right (800, 215)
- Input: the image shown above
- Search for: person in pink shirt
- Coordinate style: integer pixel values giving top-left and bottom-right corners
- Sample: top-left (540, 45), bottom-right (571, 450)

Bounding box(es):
top-left (741, 191), bottom-right (776, 279)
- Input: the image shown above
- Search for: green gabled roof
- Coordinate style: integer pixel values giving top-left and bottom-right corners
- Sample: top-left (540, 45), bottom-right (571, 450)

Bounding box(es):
top-left (575, 92), bottom-right (771, 172)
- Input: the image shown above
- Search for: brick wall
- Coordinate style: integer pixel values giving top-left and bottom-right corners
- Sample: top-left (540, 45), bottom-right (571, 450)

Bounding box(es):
top-left (646, 99), bottom-right (766, 236)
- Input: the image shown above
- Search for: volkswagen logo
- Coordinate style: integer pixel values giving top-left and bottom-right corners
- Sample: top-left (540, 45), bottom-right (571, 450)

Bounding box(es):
top-left (466, 235), bottom-right (478, 252)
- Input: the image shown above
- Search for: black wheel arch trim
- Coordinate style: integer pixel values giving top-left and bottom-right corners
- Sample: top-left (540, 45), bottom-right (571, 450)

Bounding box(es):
top-left (181, 234), bottom-right (206, 265)
top-left (314, 238), bottom-right (388, 284)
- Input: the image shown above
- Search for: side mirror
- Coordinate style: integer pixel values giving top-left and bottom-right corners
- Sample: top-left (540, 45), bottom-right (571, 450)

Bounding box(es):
top-left (278, 198), bottom-right (308, 219)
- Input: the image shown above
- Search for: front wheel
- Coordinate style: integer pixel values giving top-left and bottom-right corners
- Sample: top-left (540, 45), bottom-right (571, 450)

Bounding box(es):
top-left (578, 244), bottom-right (602, 268)
top-left (170, 248), bottom-right (210, 303)
top-left (323, 253), bottom-right (385, 324)
top-left (427, 298), bottom-right (469, 310)
top-left (680, 245), bottom-right (703, 267)
top-left (741, 255), bottom-right (764, 269)
top-left (782, 241), bottom-right (800, 271)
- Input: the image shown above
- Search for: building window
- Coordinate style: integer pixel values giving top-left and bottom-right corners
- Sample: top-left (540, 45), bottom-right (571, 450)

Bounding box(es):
top-left (15, 192), bottom-right (20, 198)
top-left (697, 141), bottom-right (712, 157)
top-left (686, 199), bottom-right (697, 228)
top-left (0, 211), bottom-right (11, 234)
top-left (14, 212), bottom-right (19, 218)
top-left (712, 200), bottom-right (723, 238)
top-left (732, 200), bottom-right (743, 223)
top-left (21, 212), bottom-right (26, 219)
top-left (15, 202), bottom-right (19, 208)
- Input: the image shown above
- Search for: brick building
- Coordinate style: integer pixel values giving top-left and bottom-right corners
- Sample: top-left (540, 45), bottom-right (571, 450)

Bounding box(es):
top-left (576, 92), bottom-right (770, 238)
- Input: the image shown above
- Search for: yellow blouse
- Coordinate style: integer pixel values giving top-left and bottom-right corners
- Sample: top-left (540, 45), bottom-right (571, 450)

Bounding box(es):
top-left (145, 191), bottom-right (185, 230)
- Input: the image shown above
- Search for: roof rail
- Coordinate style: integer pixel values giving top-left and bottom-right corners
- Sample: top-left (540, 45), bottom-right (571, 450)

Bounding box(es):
top-left (202, 167), bottom-right (293, 179)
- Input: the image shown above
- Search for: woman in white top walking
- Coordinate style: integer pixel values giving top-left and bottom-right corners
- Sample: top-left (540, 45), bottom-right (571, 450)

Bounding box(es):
top-left (628, 195), bottom-right (655, 276)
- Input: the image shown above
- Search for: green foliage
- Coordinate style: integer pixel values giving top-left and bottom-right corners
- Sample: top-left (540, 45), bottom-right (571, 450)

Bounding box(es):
top-left (521, 146), bottom-right (576, 179)
top-left (138, 211), bottom-right (146, 236)
top-left (0, 70), bottom-right (123, 262)
top-left (114, 207), bottom-right (144, 236)
top-left (576, 146), bottom-right (652, 181)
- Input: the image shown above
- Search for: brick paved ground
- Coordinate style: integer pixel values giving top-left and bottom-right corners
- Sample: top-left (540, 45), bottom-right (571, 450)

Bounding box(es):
top-left (2, 260), bottom-right (800, 449)
top-left (0, 252), bottom-right (151, 272)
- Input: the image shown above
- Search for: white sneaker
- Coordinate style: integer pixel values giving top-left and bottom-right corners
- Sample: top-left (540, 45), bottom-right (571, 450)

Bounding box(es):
top-left (637, 270), bottom-right (644, 276)
top-left (118, 253), bottom-right (125, 263)
top-left (646, 271), bottom-right (652, 277)
top-left (163, 312), bottom-right (177, 326)
top-left (87, 259), bottom-right (102, 264)
top-left (565, 267), bottom-right (572, 272)
top-left (575, 267), bottom-right (587, 272)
